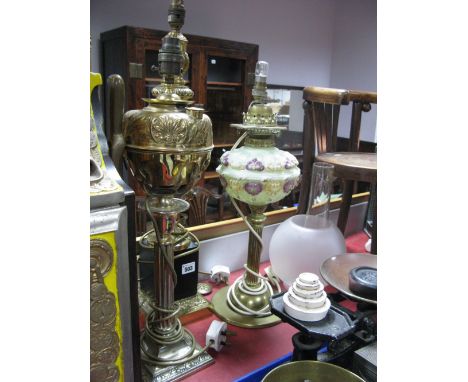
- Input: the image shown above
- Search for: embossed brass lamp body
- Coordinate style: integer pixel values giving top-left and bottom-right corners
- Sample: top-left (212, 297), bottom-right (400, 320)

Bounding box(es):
top-left (122, 104), bottom-right (212, 197)
top-left (113, 1), bottom-right (214, 380)
top-left (211, 61), bottom-right (301, 328)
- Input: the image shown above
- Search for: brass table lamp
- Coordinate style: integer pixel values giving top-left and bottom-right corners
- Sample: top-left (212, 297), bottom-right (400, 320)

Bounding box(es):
top-left (114, 1), bottom-right (214, 380)
top-left (212, 61), bottom-right (301, 328)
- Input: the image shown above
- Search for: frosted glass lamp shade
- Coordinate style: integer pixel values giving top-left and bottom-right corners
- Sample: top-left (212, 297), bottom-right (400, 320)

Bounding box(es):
top-left (269, 214), bottom-right (346, 287)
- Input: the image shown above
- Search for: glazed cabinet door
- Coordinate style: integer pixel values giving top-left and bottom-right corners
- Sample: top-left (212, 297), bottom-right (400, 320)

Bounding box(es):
top-left (132, 37), bottom-right (160, 110)
top-left (203, 48), bottom-right (253, 146)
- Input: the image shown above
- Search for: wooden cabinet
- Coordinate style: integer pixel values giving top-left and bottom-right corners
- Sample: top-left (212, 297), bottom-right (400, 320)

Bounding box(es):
top-left (100, 26), bottom-right (259, 147)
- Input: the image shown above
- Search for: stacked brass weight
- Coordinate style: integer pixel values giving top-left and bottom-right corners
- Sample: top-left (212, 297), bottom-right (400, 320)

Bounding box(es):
top-left (115, 3), bottom-right (214, 379)
top-left (212, 61), bottom-right (301, 328)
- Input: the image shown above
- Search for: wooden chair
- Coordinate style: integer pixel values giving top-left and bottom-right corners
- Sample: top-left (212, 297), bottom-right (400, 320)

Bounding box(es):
top-left (298, 86), bottom-right (377, 254)
top-left (183, 186), bottom-right (223, 226)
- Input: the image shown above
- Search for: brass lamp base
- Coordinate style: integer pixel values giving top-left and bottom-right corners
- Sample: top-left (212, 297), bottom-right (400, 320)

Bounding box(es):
top-left (141, 332), bottom-right (213, 382)
top-left (211, 286), bottom-right (281, 328)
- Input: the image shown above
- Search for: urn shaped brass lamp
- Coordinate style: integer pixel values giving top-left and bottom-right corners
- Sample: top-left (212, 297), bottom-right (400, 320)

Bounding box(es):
top-left (114, 1), bottom-right (214, 380)
top-left (211, 61), bottom-right (301, 328)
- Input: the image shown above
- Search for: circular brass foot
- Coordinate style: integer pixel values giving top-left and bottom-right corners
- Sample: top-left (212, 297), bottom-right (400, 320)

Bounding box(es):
top-left (141, 327), bottom-right (195, 363)
top-left (230, 282), bottom-right (271, 312)
top-left (210, 286), bottom-right (281, 328)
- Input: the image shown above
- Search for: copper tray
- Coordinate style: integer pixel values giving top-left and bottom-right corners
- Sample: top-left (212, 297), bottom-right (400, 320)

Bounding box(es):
top-left (320, 253), bottom-right (377, 305)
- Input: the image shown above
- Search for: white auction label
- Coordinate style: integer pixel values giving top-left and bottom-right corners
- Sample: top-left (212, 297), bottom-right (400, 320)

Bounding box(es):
top-left (181, 261), bottom-right (196, 275)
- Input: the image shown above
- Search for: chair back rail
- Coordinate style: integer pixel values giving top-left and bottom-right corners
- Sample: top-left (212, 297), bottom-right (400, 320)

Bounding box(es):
top-left (184, 186), bottom-right (223, 226)
top-left (298, 86), bottom-right (376, 215)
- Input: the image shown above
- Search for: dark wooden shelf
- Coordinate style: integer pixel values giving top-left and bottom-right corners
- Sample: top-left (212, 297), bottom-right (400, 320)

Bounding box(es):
top-left (145, 78), bottom-right (190, 84)
top-left (207, 81), bottom-right (242, 87)
top-left (145, 77), bottom-right (163, 82)
top-left (204, 171), bottom-right (220, 180)
top-left (213, 143), bottom-right (234, 148)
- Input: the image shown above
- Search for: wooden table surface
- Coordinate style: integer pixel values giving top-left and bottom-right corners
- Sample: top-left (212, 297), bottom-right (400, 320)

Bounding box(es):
top-left (316, 152), bottom-right (377, 183)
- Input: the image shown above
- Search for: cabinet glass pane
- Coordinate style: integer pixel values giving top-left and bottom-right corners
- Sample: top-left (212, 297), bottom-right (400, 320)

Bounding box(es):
top-left (145, 50), bottom-right (160, 78)
top-left (206, 86), bottom-right (243, 145)
top-left (145, 84), bottom-right (155, 98)
top-left (207, 56), bottom-right (242, 83)
top-left (266, 88), bottom-right (304, 150)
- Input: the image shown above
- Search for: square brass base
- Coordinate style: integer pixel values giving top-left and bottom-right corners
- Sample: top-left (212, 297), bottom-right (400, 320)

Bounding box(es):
top-left (176, 293), bottom-right (211, 317)
top-left (142, 341), bottom-right (213, 382)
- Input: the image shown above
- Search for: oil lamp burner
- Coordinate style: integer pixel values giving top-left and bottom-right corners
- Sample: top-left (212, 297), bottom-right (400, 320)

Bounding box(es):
top-left (212, 61), bottom-right (301, 328)
top-left (115, 0), bottom-right (214, 380)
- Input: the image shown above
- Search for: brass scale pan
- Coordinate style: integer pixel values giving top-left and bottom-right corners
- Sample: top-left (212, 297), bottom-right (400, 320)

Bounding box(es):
top-left (321, 253), bottom-right (377, 305)
top-left (262, 360), bottom-right (365, 382)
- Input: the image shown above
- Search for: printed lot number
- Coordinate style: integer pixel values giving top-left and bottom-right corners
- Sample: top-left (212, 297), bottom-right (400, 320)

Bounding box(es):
top-left (182, 262), bottom-right (196, 275)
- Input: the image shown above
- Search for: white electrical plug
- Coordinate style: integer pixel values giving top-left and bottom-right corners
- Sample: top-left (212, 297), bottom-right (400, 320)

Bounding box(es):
top-left (210, 265), bottom-right (230, 285)
top-left (206, 320), bottom-right (228, 352)
top-left (365, 239), bottom-right (372, 252)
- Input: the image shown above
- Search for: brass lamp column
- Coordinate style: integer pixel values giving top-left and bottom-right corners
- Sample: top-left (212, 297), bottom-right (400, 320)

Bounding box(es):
top-left (152, 0), bottom-right (193, 102)
top-left (212, 61), bottom-right (301, 328)
top-left (115, 1), bottom-right (214, 380)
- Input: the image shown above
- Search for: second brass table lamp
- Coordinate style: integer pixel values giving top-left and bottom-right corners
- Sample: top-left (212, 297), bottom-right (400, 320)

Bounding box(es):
top-left (212, 61), bottom-right (301, 328)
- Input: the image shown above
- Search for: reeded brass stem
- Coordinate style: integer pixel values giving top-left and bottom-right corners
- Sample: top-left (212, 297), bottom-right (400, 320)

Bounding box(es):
top-left (245, 205), bottom-right (267, 287)
top-left (153, 228), bottom-right (175, 332)
top-left (146, 196), bottom-right (180, 333)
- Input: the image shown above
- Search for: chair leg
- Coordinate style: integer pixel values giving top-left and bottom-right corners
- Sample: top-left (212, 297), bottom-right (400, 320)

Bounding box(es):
top-left (370, 185), bottom-right (377, 254)
top-left (337, 180), bottom-right (353, 235)
top-left (218, 180), bottom-right (225, 221)
top-left (218, 197), bottom-right (224, 221)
